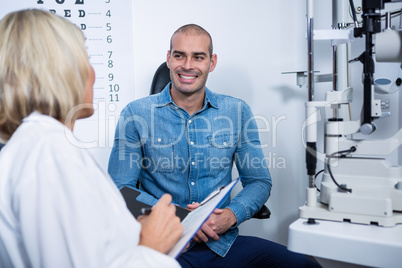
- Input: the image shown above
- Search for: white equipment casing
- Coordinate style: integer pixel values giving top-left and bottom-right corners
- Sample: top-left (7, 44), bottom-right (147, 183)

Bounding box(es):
top-left (300, 87), bottom-right (402, 227)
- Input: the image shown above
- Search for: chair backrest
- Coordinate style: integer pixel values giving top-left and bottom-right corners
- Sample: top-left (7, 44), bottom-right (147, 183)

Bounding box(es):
top-left (149, 62), bottom-right (171, 95)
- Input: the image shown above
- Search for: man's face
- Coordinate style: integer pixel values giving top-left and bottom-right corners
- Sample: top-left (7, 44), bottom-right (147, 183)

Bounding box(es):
top-left (167, 32), bottom-right (217, 96)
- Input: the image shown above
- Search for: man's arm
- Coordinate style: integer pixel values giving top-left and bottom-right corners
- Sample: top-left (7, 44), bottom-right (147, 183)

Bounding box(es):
top-left (189, 102), bottom-right (272, 242)
top-left (228, 102), bottom-right (272, 226)
top-left (108, 105), bottom-right (159, 206)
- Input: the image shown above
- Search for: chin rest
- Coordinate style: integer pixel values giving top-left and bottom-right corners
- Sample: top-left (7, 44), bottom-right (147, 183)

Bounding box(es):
top-left (150, 62), bottom-right (271, 220)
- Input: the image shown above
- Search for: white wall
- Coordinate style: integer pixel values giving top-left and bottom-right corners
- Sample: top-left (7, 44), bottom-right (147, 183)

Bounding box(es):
top-left (131, 0), bottom-right (402, 247)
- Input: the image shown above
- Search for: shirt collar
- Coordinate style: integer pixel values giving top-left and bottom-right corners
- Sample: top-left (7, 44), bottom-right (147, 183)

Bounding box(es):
top-left (156, 82), bottom-right (219, 110)
top-left (23, 111), bottom-right (72, 133)
top-left (24, 111), bottom-right (62, 125)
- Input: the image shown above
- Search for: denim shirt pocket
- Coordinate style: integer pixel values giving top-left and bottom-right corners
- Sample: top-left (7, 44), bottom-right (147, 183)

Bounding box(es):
top-left (143, 137), bottom-right (175, 173)
top-left (207, 134), bottom-right (238, 170)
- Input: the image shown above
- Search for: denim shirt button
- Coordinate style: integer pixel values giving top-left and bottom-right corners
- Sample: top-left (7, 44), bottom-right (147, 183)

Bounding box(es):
top-left (190, 141), bottom-right (194, 145)
top-left (157, 138), bottom-right (161, 142)
top-left (188, 119), bottom-right (192, 124)
top-left (191, 161), bottom-right (195, 165)
top-left (223, 142), bottom-right (227, 146)
top-left (191, 182), bottom-right (195, 186)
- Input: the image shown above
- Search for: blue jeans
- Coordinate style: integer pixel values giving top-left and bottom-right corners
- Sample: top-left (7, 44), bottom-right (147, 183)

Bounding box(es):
top-left (177, 236), bottom-right (321, 268)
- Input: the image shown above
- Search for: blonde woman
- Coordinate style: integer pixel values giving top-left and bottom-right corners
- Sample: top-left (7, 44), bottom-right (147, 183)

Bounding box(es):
top-left (0, 9), bottom-right (182, 267)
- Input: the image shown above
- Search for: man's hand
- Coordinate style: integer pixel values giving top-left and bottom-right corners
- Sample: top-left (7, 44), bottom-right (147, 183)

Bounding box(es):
top-left (138, 194), bottom-right (183, 254)
top-left (187, 203), bottom-right (237, 243)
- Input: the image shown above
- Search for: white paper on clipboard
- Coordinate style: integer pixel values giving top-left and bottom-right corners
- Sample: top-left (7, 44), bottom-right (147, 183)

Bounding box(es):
top-left (167, 177), bottom-right (240, 258)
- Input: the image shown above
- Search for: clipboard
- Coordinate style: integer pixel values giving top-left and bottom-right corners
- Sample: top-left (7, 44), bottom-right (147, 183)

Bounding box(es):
top-left (120, 187), bottom-right (189, 221)
top-left (167, 177), bottom-right (240, 258)
top-left (119, 178), bottom-right (240, 258)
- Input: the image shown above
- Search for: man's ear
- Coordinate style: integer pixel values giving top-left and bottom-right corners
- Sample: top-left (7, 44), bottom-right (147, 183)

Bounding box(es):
top-left (166, 50), bottom-right (171, 68)
top-left (209, 54), bottom-right (217, 72)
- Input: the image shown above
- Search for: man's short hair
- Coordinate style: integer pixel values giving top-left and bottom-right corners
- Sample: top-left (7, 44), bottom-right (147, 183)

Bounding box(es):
top-left (170, 24), bottom-right (213, 58)
top-left (0, 9), bottom-right (90, 141)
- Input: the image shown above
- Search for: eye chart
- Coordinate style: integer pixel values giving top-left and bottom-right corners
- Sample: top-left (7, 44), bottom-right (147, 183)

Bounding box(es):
top-left (0, 0), bottom-right (135, 166)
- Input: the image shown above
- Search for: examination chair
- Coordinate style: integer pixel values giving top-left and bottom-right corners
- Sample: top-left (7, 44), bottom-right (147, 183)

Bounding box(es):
top-left (150, 62), bottom-right (271, 219)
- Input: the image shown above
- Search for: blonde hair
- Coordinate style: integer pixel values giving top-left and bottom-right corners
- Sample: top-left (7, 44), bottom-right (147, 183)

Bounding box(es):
top-left (0, 9), bottom-right (90, 141)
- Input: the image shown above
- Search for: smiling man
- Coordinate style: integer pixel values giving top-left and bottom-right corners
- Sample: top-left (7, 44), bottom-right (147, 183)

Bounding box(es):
top-left (167, 27), bottom-right (216, 116)
top-left (108, 24), bottom-right (320, 267)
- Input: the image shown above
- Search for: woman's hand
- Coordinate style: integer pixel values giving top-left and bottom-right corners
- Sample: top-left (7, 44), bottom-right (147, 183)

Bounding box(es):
top-left (138, 194), bottom-right (183, 254)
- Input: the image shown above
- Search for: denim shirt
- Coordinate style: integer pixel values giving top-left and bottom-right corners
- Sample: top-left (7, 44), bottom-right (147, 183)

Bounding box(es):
top-left (108, 84), bottom-right (272, 257)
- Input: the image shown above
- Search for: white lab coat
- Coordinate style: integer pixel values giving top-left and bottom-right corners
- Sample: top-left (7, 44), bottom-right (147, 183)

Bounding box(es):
top-left (0, 112), bottom-right (180, 268)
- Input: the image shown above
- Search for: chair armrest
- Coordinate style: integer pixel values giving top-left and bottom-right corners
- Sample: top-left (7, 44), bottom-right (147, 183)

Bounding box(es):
top-left (252, 205), bottom-right (271, 219)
